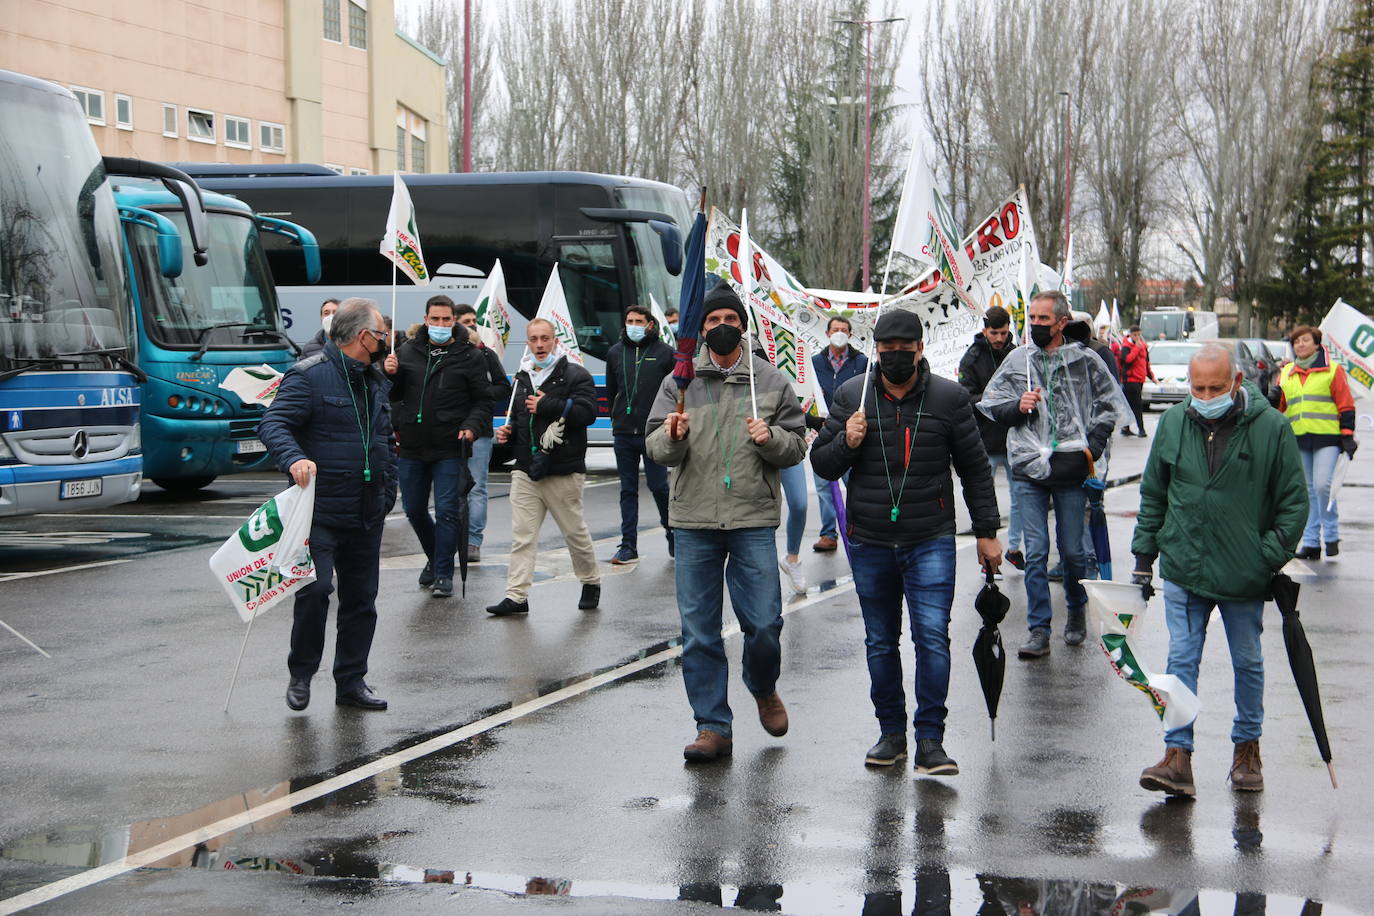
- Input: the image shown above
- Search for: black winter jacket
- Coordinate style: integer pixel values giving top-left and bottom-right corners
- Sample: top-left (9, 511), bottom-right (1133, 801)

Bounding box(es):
top-left (500, 356), bottom-right (597, 476)
top-left (259, 343), bottom-right (398, 529)
top-left (299, 329), bottom-right (328, 359)
top-left (388, 328), bottom-right (493, 460)
top-left (477, 346), bottom-right (513, 438)
top-left (958, 333), bottom-right (1014, 456)
top-left (605, 332), bottom-right (675, 436)
top-left (813, 361), bottom-right (1000, 546)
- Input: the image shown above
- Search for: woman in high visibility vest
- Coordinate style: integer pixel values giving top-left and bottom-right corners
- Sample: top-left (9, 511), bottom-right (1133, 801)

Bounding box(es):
top-left (1275, 325), bottom-right (1358, 560)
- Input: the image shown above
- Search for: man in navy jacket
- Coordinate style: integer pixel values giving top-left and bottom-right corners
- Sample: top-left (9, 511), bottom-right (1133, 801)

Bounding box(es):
top-left (809, 315), bottom-right (868, 551)
top-left (259, 298), bottom-right (398, 713)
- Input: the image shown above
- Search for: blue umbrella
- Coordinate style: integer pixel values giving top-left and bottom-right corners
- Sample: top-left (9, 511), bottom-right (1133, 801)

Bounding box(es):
top-left (1084, 476), bottom-right (1111, 580)
top-left (671, 191), bottom-right (708, 411)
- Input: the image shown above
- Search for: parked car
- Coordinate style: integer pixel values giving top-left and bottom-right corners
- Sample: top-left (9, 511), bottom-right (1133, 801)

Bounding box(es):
top-left (1142, 339), bottom-right (1266, 409)
top-left (1266, 338), bottom-right (1293, 368)
top-left (1242, 338), bottom-right (1281, 395)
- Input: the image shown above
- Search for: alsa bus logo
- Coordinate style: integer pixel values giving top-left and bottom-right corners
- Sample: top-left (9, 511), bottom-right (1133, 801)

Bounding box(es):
top-left (99, 387), bottom-right (136, 406)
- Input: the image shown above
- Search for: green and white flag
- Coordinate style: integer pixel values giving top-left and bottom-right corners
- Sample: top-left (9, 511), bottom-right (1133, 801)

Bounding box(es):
top-left (474, 259), bottom-right (512, 360)
top-left (380, 172), bottom-right (430, 286)
top-left (534, 263), bottom-right (583, 365)
top-left (890, 143), bottom-right (976, 304)
top-left (219, 364), bottom-right (283, 406)
top-left (649, 293), bottom-right (675, 348)
top-left (209, 479), bottom-right (316, 622)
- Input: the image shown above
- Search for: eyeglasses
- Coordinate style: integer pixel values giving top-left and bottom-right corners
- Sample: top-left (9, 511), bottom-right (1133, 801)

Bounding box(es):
top-left (365, 328), bottom-right (388, 341)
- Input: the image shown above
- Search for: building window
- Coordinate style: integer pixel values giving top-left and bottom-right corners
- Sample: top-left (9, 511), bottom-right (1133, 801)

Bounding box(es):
top-left (322, 0), bottom-right (341, 41)
top-left (115, 94), bottom-right (133, 130)
top-left (396, 106), bottom-right (427, 173)
top-left (259, 122), bottom-right (285, 153)
top-left (225, 116), bottom-right (251, 149)
top-left (396, 125), bottom-right (406, 171)
top-left (411, 135), bottom-right (426, 173)
top-left (187, 108), bottom-right (215, 143)
top-left (348, 1), bottom-right (367, 49)
top-left (162, 104), bottom-right (178, 137)
top-left (324, 163), bottom-right (345, 175)
top-left (71, 86), bottom-right (104, 124)
top-left (349, 167), bottom-right (371, 175)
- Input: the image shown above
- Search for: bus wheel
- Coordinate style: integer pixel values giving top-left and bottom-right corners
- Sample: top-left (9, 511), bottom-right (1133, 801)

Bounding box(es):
top-left (153, 476), bottom-right (216, 492)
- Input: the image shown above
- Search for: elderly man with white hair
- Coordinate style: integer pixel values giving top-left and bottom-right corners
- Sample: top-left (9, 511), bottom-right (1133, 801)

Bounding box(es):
top-left (1130, 343), bottom-right (1307, 797)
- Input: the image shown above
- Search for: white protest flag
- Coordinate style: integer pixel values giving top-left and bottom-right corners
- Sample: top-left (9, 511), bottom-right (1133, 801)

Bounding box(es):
top-left (219, 364), bottom-right (284, 406)
top-left (1110, 298), bottom-right (1123, 338)
top-left (1095, 301), bottom-right (1111, 330)
top-left (887, 143), bottom-right (976, 301)
top-left (473, 259), bottom-right (512, 360)
top-left (534, 263), bottom-right (584, 365)
top-left (738, 207), bottom-right (754, 296)
top-left (210, 478), bottom-right (316, 623)
top-left (649, 294), bottom-right (675, 348)
top-left (1319, 297), bottom-right (1374, 395)
top-left (1061, 234), bottom-right (1075, 294)
top-left (380, 173), bottom-right (430, 287)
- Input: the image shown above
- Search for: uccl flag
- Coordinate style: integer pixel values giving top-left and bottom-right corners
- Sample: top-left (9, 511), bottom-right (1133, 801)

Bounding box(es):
top-left (534, 264), bottom-right (583, 365)
top-left (1320, 298), bottom-right (1374, 396)
top-left (209, 479), bottom-right (316, 622)
top-left (890, 143), bottom-right (976, 301)
top-left (474, 259), bottom-right (512, 360)
top-left (380, 173), bottom-right (429, 285)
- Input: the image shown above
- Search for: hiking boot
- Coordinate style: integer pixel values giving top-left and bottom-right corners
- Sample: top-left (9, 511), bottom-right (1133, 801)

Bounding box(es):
top-left (1229, 740), bottom-right (1264, 792)
top-left (683, 729), bottom-right (732, 761)
top-left (418, 561), bottom-right (435, 588)
top-left (779, 558), bottom-right (807, 596)
top-left (467, 545), bottom-right (481, 563)
top-left (486, 597), bottom-right (529, 617)
top-left (913, 739), bottom-right (959, 776)
top-left (578, 583), bottom-right (601, 610)
top-left (813, 536), bottom-right (838, 553)
top-left (431, 576), bottom-right (453, 598)
top-left (1295, 545), bottom-right (1321, 561)
top-left (1018, 628), bottom-right (1051, 659)
top-left (1140, 747), bottom-right (1195, 797)
top-left (755, 691), bottom-right (789, 736)
top-left (1047, 563), bottom-right (1064, 582)
top-left (1326, 540), bottom-right (1340, 558)
top-left (1064, 608), bottom-right (1087, 646)
top-left (864, 733), bottom-right (908, 767)
top-left (1005, 549), bottom-right (1025, 571)
top-left (610, 545), bottom-right (638, 565)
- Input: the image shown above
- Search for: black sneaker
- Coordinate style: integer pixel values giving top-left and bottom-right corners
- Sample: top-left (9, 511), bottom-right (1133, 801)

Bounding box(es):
top-left (418, 561), bottom-right (435, 588)
top-left (914, 739), bottom-right (958, 776)
top-left (578, 583), bottom-right (601, 610)
top-left (1064, 608), bottom-right (1087, 646)
top-left (432, 577), bottom-right (453, 598)
top-left (1018, 627), bottom-right (1051, 659)
top-left (1295, 545), bottom-right (1321, 561)
top-left (486, 597), bottom-right (529, 617)
top-left (1005, 550), bottom-right (1025, 571)
top-left (1326, 540), bottom-right (1340, 557)
top-left (864, 733), bottom-right (908, 767)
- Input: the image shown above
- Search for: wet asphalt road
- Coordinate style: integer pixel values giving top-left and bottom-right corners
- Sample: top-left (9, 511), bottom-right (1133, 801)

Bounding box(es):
top-left (1, 412), bottom-right (1371, 914)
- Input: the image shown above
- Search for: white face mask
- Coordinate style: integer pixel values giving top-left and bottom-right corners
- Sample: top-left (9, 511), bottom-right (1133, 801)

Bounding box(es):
top-left (321, 314), bottom-right (334, 334)
top-left (829, 331), bottom-right (849, 349)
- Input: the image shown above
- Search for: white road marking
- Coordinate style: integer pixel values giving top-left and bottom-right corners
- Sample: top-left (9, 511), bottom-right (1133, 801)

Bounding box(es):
top-left (0, 558), bottom-right (132, 583)
top-left (0, 619), bottom-right (51, 658)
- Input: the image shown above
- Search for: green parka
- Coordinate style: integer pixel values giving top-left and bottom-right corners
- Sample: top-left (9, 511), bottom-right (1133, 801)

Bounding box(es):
top-left (1132, 383), bottom-right (1308, 602)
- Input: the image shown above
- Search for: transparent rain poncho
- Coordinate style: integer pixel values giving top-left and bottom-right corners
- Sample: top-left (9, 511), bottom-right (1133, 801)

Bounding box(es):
top-left (978, 341), bottom-right (1129, 481)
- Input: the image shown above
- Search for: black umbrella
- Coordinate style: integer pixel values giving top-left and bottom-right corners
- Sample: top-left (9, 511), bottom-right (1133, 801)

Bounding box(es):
top-left (456, 439), bottom-right (476, 597)
top-left (972, 565), bottom-right (1011, 741)
top-left (1084, 476), bottom-right (1111, 580)
top-left (1270, 573), bottom-right (1337, 788)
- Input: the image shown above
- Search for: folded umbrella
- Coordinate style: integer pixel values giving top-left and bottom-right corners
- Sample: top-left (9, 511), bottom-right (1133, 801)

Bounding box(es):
top-left (1084, 476), bottom-right (1111, 580)
top-left (1270, 573), bottom-right (1337, 788)
top-left (972, 565), bottom-right (1010, 740)
top-left (672, 192), bottom-right (708, 412)
top-left (828, 479), bottom-right (852, 564)
top-left (456, 439), bottom-right (475, 597)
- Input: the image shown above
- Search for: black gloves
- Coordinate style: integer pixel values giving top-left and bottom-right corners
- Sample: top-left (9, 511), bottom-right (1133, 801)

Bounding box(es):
top-left (1132, 555), bottom-right (1156, 600)
top-left (1341, 436), bottom-right (1359, 459)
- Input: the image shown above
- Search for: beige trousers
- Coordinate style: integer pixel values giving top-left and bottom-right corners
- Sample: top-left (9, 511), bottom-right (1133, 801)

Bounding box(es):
top-left (506, 470), bottom-right (600, 601)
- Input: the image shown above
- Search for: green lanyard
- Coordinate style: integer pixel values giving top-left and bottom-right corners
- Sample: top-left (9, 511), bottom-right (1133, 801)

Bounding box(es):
top-left (703, 380), bottom-right (741, 489)
top-left (336, 357), bottom-right (373, 482)
top-left (622, 346), bottom-right (646, 415)
top-left (416, 346), bottom-right (446, 422)
top-left (522, 376), bottom-right (542, 455)
top-left (875, 389), bottom-right (925, 522)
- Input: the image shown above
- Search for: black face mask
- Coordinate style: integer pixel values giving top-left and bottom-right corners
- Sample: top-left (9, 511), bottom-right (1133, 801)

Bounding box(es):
top-left (1029, 324), bottom-right (1055, 349)
top-left (368, 337), bottom-right (390, 365)
top-left (704, 324), bottom-right (743, 356)
top-left (878, 349), bottom-right (917, 384)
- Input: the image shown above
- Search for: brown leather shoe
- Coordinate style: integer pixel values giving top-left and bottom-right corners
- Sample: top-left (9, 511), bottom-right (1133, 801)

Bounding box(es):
top-left (1229, 740), bottom-right (1264, 792)
top-left (1140, 747), bottom-right (1195, 797)
top-left (812, 536), bottom-right (838, 553)
top-left (683, 729), bottom-right (732, 761)
top-left (755, 691), bottom-right (789, 736)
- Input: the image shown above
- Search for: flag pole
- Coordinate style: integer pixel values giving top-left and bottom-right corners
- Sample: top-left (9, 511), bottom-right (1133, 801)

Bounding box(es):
top-left (224, 614), bottom-right (256, 713)
top-left (747, 318), bottom-right (759, 419)
top-left (390, 261), bottom-right (397, 349)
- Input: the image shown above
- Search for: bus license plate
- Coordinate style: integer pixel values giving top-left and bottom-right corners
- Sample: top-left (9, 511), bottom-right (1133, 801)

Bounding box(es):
top-left (236, 439), bottom-right (267, 454)
top-left (61, 478), bottom-right (103, 499)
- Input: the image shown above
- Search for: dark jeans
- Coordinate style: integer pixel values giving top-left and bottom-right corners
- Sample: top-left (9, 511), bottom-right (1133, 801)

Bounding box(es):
top-left (614, 433), bottom-right (669, 549)
top-left (1123, 381), bottom-right (1146, 431)
top-left (398, 455), bottom-right (467, 579)
top-left (289, 521), bottom-right (384, 693)
top-left (850, 537), bottom-right (957, 740)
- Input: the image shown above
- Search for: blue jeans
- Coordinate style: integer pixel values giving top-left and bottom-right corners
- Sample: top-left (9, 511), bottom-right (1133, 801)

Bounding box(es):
top-left (467, 436), bottom-right (493, 546)
top-left (850, 537), bottom-right (957, 739)
top-left (987, 453), bottom-right (1021, 550)
top-left (1299, 444), bottom-right (1341, 546)
top-left (780, 463), bottom-right (807, 556)
top-left (812, 468), bottom-right (850, 540)
top-left (1162, 581), bottom-right (1264, 750)
top-left (398, 455), bottom-right (467, 579)
top-left (614, 433), bottom-right (670, 549)
top-left (674, 527), bottom-right (784, 738)
top-left (1014, 477), bottom-right (1088, 632)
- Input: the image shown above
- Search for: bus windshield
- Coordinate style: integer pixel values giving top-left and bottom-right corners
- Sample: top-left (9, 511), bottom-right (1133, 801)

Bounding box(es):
top-left (1141, 312), bottom-right (1185, 341)
top-left (0, 84), bottom-right (130, 369)
top-left (130, 210), bottom-right (284, 349)
top-left (618, 185), bottom-right (692, 316)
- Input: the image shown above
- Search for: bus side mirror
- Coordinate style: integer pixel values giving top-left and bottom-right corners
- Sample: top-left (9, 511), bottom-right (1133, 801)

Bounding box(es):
top-left (257, 216), bottom-right (322, 284)
top-left (648, 219), bottom-right (683, 276)
top-left (119, 205), bottom-right (184, 278)
top-left (104, 158), bottom-right (211, 266)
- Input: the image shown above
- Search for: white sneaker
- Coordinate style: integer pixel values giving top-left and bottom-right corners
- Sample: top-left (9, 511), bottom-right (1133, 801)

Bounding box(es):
top-left (779, 558), bottom-right (807, 596)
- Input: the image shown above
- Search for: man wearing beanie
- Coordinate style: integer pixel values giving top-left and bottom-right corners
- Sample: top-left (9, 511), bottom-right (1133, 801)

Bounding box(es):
top-left (646, 284), bottom-right (808, 761)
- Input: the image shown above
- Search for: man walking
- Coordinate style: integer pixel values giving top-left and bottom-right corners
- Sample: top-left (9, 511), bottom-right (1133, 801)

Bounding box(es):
top-left (958, 305), bottom-right (1021, 568)
top-left (300, 298), bottom-right (341, 358)
top-left (383, 295), bottom-right (492, 597)
top-left (810, 315), bottom-right (868, 552)
top-left (259, 298), bottom-right (397, 712)
top-left (455, 303), bottom-right (512, 564)
top-left (647, 285), bottom-right (807, 761)
top-left (978, 290), bottom-right (1126, 658)
top-left (814, 310), bottom-right (1002, 774)
top-left (605, 305), bottom-right (676, 564)
top-left (1133, 344), bottom-right (1307, 796)
top-left (1118, 325), bottom-right (1156, 436)
top-left (487, 318), bottom-right (601, 616)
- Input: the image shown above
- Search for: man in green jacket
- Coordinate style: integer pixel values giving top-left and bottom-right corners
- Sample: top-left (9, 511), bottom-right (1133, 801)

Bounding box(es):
top-left (646, 285), bottom-right (808, 762)
top-left (1131, 344), bottom-right (1307, 797)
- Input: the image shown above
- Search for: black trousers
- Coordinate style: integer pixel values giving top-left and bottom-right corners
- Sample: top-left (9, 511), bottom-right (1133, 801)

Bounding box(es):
top-left (288, 521), bottom-right (384, 692)
top-left (1123, 381), bottom-right (1146, 431)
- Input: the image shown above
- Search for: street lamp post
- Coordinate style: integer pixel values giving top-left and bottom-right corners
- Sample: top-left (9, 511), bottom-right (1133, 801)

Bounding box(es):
top-left (1059, 90), bottom-right (1073, 273)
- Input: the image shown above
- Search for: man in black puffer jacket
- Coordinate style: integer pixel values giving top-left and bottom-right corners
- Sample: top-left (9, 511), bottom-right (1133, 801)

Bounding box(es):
top-left (259, 298), bottom-right (398, 713)
top-left (383, 295), bottom-right (492, 598)
top-left (487, 318), bottom-right (601, 617)
top-left (814, 309), bottom-right (1002, 776)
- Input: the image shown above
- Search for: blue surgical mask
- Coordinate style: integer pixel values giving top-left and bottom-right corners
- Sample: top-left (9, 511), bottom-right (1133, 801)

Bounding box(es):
top-left (669, 323), bottom-right (679, 336)
top-left (625, 325), bottom-right (647, 342)
top-left (427, 324), bottom-right (453, 344)
top-left (532, 352), bottom-right (557, 369)
top-left (1190, 390), bottom-right (1234, 419)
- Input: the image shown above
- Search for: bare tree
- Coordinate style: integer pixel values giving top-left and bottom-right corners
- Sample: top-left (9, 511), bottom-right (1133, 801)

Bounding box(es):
top-left (494, 0), bottom-right (570, 169)
top-left (921, 0), bottom-right (994, 231)
top-left (409, 0), bottom-right (495, 171)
